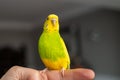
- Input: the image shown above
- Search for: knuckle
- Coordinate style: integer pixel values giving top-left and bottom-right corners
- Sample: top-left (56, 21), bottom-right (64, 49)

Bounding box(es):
top-left (9, 66), bottom-right (23, 79)
top-left (10, 66), bottom-right (21, 70)
top-left (9, 66), bottom-right (22, 73)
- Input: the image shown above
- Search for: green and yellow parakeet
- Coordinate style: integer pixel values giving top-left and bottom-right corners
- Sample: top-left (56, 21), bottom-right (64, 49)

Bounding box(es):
top-left (38, 14), bottom-right (70, 72)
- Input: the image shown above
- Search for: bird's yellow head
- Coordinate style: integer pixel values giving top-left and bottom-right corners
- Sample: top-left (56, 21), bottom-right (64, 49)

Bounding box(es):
top-left (43, 14), bottom-right (59, 32)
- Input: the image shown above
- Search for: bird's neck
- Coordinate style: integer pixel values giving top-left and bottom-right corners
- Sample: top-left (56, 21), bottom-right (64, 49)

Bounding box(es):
top-left (43, 29), bottom-right (59, 33)
top-left (42, 30), bottom-right (61, 37)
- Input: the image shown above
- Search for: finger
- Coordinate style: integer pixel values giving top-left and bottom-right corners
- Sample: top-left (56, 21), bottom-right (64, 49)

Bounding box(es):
top-left (1, 66), bottom-right (40, 80)
top-left (46, 68), bottom-right (95, 80)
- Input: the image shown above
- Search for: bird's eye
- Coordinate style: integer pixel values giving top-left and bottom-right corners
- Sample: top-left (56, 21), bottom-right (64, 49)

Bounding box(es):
top-left (47, 18), bottom-right (49, 20)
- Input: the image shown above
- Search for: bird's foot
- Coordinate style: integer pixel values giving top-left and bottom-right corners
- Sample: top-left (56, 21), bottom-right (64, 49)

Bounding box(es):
top-left (40, 68), bottom-right (48, 74)
top-left (43, 68), bottom-right (48, 72)
top-left (61, 68), bottom-right (65, 77)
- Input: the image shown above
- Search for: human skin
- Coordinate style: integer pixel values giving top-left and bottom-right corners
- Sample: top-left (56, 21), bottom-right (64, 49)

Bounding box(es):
top-left (1, 66), bottom-right (95, 80)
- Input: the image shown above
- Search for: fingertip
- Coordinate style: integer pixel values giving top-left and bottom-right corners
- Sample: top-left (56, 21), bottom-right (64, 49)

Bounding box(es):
top-left (78, 68), bottom-right (95, 79)
top-left (84, 69), bottom-right (95, 79)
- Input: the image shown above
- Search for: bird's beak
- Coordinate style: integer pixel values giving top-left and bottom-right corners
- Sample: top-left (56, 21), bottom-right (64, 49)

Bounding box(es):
top-left (51, 19), bottom-right (56, 26)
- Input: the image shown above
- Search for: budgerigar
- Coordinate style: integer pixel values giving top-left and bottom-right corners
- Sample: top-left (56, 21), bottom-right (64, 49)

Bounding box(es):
top-left (38, 14), bottom-right (70, 75)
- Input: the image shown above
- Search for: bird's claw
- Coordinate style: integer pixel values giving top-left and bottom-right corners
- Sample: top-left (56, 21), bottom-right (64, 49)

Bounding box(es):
top-left (61, 68), bottom-right (65, 77)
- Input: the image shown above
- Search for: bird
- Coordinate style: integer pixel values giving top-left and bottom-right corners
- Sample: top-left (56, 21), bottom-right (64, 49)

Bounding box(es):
top-left (38, 14), bottom-right (70, 75)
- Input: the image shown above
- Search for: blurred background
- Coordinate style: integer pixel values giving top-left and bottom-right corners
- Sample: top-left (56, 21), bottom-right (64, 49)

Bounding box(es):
top-left (0, 0), bottom-right (120, 80)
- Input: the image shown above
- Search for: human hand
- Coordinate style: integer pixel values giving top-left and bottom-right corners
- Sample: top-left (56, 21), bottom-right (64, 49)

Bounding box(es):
top-left (1, 66), bottom-right (95, 80)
